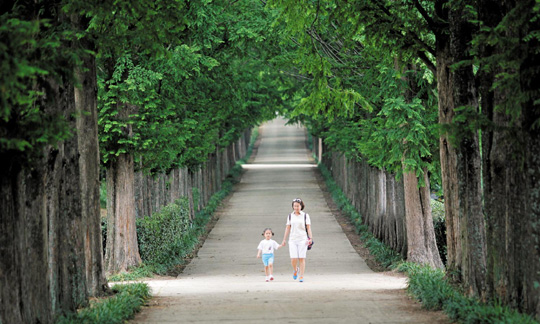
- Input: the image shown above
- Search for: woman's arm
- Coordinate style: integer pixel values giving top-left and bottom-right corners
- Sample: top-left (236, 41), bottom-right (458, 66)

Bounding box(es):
top-left (307, 224), bottom-right (313, 240)
top-left (282, 225), bottom-right (291, 246)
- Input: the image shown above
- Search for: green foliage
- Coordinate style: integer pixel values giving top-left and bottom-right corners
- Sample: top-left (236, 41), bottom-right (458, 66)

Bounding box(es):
top-left (398, 262), bottom-right (539, 324)
top-left (94, 0), bottom-right (283, 175)
top-left (56, 283), bottom-right (151, 324)
top-left (468, 1), bottom-right (540, 125)
top-left (356, 67), bottom-right (439, 181)
top-left (431, 199), bottom-right (447, 265)
top-left (269, 0), bottom-right (441, 188)
top-left (100, 182), bottom-right (107, 209)
top-left (0, 11), bottom-right (77, 163)
top-left (136, 198), bottom-right (192, 267)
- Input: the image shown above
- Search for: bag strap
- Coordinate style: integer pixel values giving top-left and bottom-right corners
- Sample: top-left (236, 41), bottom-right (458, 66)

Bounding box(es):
top-left (304, 213), bottom-right (310, 239)
top-left (289, 212), bottom-right (310, 239)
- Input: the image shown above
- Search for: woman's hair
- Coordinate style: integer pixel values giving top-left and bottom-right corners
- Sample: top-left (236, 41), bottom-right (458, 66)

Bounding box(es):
top-left (262, 228), bottom-right (274, 236)
top-left (291, 198), bottom-right (305, 210)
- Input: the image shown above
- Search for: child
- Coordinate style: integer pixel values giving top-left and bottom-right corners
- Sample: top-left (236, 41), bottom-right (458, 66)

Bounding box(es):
top-left (257, 228), bottom-right (282, 282)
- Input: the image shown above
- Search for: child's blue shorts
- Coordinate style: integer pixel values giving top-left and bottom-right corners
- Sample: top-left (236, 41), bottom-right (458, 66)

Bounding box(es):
top-left (262, 253), bottom-right (274, 266)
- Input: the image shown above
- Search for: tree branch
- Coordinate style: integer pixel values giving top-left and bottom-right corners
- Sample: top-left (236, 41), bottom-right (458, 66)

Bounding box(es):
top-left (412, 0), bottom-right (437, 33)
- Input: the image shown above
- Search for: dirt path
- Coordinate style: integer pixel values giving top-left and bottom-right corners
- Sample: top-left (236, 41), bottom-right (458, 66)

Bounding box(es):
top-left (131, 118), bottom-right (450, 324)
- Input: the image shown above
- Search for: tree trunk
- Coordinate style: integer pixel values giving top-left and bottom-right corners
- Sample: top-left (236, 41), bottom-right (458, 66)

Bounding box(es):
top-left (449, 3), bottom-right (487, 298)
top-left (1, 165), bottom-right (53, 323)
top-left (73, 16), bottom-right (109, 297)
top-left (403, 168), bottom-right (444, 269)
top-left (399, 60), bottom-right (444, 269)
top-left (436, 1), bottom-right (463, 282)
top-left (104, 104), bottom-right (141, 274)
top-left (0, 7), bottom-right (103, 321)
top-left (1, 75), bottom-right (89, 324)
top-left (479, 0), bottom-right (540, 317)
top-left (187, 169), bottom-right (196, 221)
top-left (105, 152), bottom-right (142, 274)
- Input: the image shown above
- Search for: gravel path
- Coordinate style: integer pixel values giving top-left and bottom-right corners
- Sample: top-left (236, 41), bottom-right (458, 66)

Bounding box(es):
top-left (131, 118), bottom-right (450, 324)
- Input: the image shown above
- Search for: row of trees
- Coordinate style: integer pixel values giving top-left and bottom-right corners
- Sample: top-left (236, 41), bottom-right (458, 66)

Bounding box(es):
top-left (268, 0), bottom-right (539, 318)
top-left (0, 0), bottom-right (288, 322)
top-left (2, 0), bottom-right (539, 321)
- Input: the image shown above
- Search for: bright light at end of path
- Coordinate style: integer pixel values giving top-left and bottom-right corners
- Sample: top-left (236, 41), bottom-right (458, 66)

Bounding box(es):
top-left (241, 164), bottom-right (318, 169)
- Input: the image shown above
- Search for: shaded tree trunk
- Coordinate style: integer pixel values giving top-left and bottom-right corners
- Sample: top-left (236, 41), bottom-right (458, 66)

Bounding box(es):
top-left (449, 3), bottom-right (487, 298)
top-left (104, 104), bottom-right (141, 274)
top-left (436, 6), bottom-right (463, 280)
top-left (478, 0), bottom-right (540, 317)
top-left (0, 66), bottom-right (88, 324)
top-left (73, 14), bottom-right (109, 297)
top-left (436, 1), bottom-right (487, 298)
top-left (0, 6), bottom-right (108, 322)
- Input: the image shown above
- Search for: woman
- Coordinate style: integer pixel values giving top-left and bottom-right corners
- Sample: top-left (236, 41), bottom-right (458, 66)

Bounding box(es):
top-left (281, 198), bottom-right (313, 282)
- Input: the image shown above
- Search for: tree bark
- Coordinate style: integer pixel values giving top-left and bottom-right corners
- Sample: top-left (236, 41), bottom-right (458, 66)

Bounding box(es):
top-left (436, 0), bottom-right (463, 282)
top-left (403, 168), bottom-right (444, 269)
top-left (449, 3), bottom-right (487, 298)
top-left (104, 104), bottom-right (141, 274)
top-left (1, 74), bottom-right (89, 324)
top-left (478, 0), bottom-right (540, 317)
top-left (73, 15), bottom-right (109, 297)
top-left (0, 7), bottom-right (106, 321)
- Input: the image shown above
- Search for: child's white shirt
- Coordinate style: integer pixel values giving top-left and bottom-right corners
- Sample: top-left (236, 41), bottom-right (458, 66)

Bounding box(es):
top-left (257, 239), bottom-right (280, 254)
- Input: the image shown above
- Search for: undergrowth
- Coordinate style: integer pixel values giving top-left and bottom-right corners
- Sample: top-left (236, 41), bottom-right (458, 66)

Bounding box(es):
top-left (56, 283), bottom-right (150, 324)
top-left (397, 263), bottom-right (538, 324)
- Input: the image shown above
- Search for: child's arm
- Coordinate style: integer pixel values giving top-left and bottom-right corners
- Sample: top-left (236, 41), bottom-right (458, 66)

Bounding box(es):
top-left (257, 249), bottom-right (261, 258)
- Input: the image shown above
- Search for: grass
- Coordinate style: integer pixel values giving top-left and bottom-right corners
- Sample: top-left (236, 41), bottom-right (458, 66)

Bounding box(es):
top-left (397, 262), bottom-right (538, 324)
top-left (56, 283), bottom-right (151, 324)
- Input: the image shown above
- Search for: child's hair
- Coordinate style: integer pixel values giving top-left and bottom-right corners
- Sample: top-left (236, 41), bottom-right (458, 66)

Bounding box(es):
top-left (292, 198), bottom-right (305, 210)
top-left (262, 228), bottom-right (274, 236)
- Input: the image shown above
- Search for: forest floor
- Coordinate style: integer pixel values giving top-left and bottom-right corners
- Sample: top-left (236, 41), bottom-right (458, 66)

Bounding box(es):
top-left (129, 118), bottom-right (451, 323)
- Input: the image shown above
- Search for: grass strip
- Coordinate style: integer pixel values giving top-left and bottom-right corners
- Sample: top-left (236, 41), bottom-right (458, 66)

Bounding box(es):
top-left (56, 283), bottom-right (150, 324)
top-left (398, 263), bottom-right (538, 324)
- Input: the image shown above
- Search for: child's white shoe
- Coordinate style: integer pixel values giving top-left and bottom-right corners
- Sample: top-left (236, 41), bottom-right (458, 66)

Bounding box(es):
top-left (269, 275), bottom-right (274, 281)
top-left (265, 276), bottom-right (269, 282)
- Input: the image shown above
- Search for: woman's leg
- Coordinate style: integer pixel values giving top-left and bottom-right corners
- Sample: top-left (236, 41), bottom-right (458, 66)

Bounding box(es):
top-left (298, 258), bottom-right (305, 276)
top-left (291, 258), bottom-right (298, 271)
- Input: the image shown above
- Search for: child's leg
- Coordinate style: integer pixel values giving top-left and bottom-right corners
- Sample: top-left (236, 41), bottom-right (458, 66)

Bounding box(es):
top-left (265, 265), bottom-right (270, 276)
top-left (268, 263), bottom-right (273, 275)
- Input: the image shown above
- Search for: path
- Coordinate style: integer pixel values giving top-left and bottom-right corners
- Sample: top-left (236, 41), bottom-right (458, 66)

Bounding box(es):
top-left (131, 118), bottom-right (449, 323)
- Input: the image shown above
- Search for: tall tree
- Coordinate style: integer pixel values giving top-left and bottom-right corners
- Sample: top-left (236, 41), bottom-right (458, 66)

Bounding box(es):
top-left (90, 0), bottom-right (216, 274)
top-left (0, 1), bottom-right (107, 322)
top-left (474, 0), bottom-right (540, 315)
top-left (268, 0), bottom-right (444, 268)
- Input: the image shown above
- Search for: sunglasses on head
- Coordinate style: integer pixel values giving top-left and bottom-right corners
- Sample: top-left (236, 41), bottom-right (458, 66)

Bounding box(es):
top-left (293, 198), bottom-right (302, 203)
